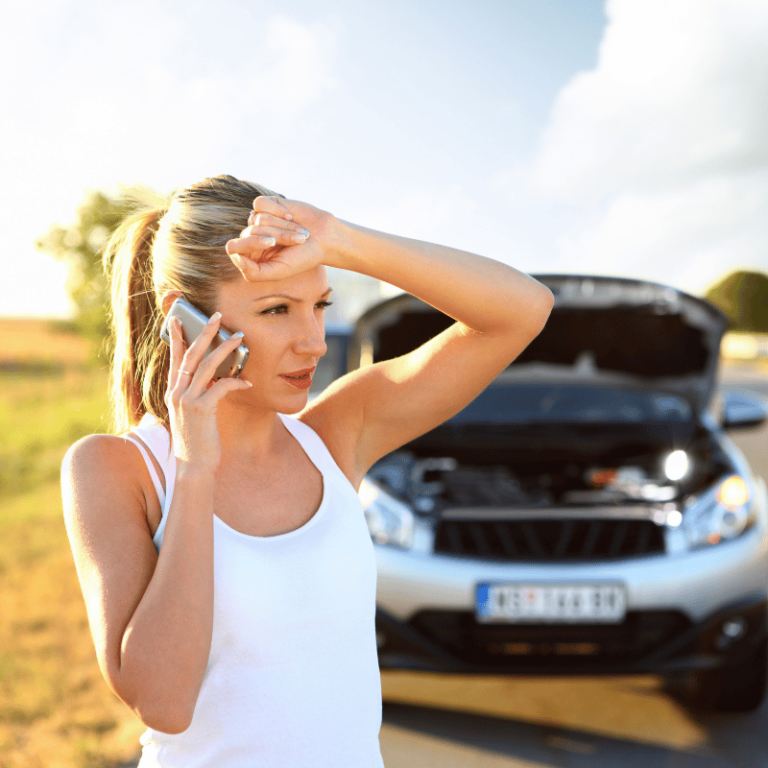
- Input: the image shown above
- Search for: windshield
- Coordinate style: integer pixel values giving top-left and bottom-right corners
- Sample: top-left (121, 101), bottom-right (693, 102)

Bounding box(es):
top-left (450, 383), bottom-right (693, 425)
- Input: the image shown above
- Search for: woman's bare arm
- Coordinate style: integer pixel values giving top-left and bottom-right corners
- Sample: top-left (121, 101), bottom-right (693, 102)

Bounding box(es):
top-left (62, 435), bottom-right (215, 734)
top-left (318, 221), bottom-right (554, 480)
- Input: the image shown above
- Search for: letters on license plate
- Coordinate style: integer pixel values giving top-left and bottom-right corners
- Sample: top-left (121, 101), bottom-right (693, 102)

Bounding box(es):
top-left (476, 583), bottom-right (627, 624)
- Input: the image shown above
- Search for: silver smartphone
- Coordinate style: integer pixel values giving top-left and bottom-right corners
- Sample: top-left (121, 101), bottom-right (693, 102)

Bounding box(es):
top-left (159, 297), bottom-right (250, 379)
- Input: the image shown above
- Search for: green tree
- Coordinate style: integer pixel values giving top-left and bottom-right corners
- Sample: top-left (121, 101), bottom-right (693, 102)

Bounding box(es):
top-left (705, 270), bottom-right (768, 333)
top-left (36, 190), bottom-right (137, 359)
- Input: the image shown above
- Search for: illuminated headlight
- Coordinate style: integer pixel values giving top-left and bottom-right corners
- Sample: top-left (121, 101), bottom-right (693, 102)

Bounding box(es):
top-left (664, 450), bottom-right (690, 481)
top-left (683, 475), bottom-right (754, 549)
top-left (359, 478), bottom-right (414, 549)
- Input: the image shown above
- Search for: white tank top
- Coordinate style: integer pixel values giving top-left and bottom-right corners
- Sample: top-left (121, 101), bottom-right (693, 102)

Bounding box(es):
top-left (125, 413), bottom-right (384, 768)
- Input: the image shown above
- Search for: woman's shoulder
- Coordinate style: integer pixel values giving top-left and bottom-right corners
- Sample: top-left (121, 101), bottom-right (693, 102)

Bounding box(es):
top-left (62, 432), bottom-right (151, 497)
top-left (62, 432), bottom-right (161, 532)
top-left (64, 432), bottom-right (132, 468)
top-left (296, 389), bottom-right (365, 489)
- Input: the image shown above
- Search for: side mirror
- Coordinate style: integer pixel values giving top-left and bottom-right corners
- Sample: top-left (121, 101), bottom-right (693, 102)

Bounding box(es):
top-left (722, 390), bottom-right (768, 430)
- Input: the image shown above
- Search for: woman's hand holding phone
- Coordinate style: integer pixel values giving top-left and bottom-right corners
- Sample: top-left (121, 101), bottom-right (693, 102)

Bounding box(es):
top-left (166, 312), bottom-right (252, 471)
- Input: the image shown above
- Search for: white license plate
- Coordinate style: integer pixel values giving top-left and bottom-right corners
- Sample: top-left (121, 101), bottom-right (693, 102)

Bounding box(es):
top-left (476, 583), bottom-right (627, 624)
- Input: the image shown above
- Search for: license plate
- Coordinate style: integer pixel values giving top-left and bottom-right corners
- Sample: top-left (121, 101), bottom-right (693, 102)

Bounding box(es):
top-left (476, 583), bottom-right (627, 624)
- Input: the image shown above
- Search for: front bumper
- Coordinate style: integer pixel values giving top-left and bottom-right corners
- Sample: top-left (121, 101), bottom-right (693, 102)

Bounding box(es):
top-left (374, 517), bottom-right (768, 676)
top-left (376, 597), bottom-right (767, 675)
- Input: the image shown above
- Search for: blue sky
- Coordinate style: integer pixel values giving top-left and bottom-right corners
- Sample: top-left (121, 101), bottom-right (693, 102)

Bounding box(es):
top-left (2, 0), bottom-right (766, 319)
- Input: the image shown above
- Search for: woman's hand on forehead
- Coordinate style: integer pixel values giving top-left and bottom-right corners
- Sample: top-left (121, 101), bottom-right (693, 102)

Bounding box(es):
top-left (225, 196), bottom-right (329, 282)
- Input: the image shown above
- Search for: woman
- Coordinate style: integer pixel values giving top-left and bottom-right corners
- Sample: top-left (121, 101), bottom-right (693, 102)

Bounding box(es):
top-left (62, 175), bottom-right (553, 767)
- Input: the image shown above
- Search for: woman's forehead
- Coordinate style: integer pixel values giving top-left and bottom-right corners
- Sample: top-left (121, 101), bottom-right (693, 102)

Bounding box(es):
top-left (222, 265), bottom-right (330, 304)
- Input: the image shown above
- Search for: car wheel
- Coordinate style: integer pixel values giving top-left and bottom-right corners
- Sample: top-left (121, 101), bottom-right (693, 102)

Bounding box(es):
top-left (693, 639), bottom-right (768, 713)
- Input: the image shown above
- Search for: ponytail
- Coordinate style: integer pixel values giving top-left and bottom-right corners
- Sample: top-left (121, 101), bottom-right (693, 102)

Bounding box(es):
top-left (102, 175), bottom-right (280, 434)
top-left (103, 201), bottom-right (167, 433)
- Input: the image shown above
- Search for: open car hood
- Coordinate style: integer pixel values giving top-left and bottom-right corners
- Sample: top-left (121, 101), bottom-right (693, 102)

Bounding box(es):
top-left (350, 275), bottom-right (728, 419)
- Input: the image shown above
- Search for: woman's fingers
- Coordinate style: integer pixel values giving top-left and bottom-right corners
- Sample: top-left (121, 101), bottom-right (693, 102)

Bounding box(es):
top-left (185, 331), bottom-right (247, 393)
top-left (225, 196), bottom-right (328, 282)
top-left (199, 373), bottom-right (253, 407)
top-left (248, 211), bottom-right (306, 232)
top-left (227, 226), bottom-right (309, 256)
top-left (170, 312), bottom-right (228, 401)
top-left (252, 195), bottom-right (292, 221)
top-left (171, 329), bottom-right (248, 402)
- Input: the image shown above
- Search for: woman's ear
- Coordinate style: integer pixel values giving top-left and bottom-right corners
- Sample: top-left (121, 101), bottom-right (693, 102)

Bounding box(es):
top-left (160, 290), bottom-right (183, 317)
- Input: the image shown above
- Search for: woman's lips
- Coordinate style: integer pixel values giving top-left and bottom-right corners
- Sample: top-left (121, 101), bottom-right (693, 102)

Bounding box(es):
top-left (279, 367), bottom-right (315, 390)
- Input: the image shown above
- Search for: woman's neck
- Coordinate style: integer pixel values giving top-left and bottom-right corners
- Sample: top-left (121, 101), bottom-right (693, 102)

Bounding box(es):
top-left (214, 397), bottom-right (286, 461)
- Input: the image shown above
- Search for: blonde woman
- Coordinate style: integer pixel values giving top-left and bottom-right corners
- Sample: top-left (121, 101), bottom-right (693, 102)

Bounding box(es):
top-left (62, 175), bottom-right (553, 767)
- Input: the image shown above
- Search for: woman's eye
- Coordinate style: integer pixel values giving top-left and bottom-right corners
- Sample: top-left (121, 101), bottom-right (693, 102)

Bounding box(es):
top-left (261, 304), bottom-right (289, 315)
top-left (260, 300), bottom-right (332, 315)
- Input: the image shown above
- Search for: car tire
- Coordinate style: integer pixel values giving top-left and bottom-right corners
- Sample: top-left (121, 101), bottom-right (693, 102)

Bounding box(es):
top-left (693, 639), bottom-right (768, 713)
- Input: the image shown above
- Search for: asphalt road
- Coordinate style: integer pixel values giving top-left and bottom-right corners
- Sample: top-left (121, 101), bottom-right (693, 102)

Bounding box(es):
top-left (378, 366), bottom-right (768, 768)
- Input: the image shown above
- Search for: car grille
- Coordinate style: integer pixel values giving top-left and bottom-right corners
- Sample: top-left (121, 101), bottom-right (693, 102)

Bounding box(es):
top-left (433, 517), bottom-right (665, 561)
top-left (409, 609), bottom-right (692, 669)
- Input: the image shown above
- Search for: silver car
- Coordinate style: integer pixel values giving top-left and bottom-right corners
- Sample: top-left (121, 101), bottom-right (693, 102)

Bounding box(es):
top-left (350, 275), bottom-right (768, 713)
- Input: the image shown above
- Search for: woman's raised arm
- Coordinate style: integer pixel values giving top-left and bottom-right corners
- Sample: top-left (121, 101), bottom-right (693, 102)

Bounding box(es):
top-left (226, 196), bottom-right (554, 485)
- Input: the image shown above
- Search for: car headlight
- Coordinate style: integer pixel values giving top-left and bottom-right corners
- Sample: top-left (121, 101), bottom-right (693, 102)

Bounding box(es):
top-left (663, 449), bottom-right (690, 481)
top-left (683, 475), bottom-right (754, 549)
top-left (359, 478), bottom-right (414, 549)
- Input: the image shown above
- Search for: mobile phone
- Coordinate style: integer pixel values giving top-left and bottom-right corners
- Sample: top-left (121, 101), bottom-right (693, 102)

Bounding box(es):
top-left (159, 297), bottom-right (250, 379)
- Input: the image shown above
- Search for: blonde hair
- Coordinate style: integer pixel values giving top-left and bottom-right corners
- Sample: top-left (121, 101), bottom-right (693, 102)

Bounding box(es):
top-left (103, 174), bottom-right (280, 433)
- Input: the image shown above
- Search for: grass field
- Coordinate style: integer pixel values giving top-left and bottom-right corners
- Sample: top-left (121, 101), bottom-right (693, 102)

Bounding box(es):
top-left (0, 319), bottom-right (143, 768)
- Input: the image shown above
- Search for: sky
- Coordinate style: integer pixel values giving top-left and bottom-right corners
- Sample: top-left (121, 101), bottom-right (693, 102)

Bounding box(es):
top-left (1, 0), bottom-right (766, 319)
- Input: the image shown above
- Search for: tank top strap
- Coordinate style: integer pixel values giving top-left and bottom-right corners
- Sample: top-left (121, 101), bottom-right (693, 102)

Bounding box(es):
top-left (132, 413), bottom-right (172, 468)
top-left (123, 435), bottom-right (166, 509)
top-left (130, 413), bottom-right (176, 549)
top-left (278, 413), bottom-right (354, 492)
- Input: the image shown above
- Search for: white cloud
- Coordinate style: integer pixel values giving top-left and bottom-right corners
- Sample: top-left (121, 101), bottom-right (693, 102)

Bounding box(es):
top-left (536, 0), bottom-right (768, 198)
top-left (533, 0), bottom-right (768, 293)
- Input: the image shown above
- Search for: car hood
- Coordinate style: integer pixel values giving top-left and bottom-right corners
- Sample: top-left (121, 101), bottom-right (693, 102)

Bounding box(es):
top-left (350, 275), bottom-right (728, 418)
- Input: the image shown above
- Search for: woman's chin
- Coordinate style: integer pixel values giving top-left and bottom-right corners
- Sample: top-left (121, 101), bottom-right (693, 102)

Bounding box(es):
top-left (277, 393), bottom-right (310, 414)
top-left (224, 381), bottom-right (309, 415)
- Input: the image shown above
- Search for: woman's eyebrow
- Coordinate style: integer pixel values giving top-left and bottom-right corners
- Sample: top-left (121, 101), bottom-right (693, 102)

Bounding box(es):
top-left (252, 288), bottom-right (333, 303)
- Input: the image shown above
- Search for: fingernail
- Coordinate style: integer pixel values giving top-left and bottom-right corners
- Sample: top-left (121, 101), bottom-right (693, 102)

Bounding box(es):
top-left (284, 212), bottom-right (292, 221)
top-left (299, 229), bottom-right (310, 237)
top-left (262, 237), bottom-right (276, 247)
top-left (233, 331), bottom-right (244, 338)
top-left (230, 253), bottom-right (244, 269)
top-left (209, 312), bottom-right (221, 323)
top-left (244, 381), bottom-right (253, 387)
top-left (291, 233), bottom-right (307, 244)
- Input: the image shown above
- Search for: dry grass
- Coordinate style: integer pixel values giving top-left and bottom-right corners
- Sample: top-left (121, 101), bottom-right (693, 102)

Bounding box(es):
top-left (0, 318), bottom-right (142, 768)
top-left (0, 318), bottom-right (91, 366)
top-left (0, 484), bottom-right (144, 768)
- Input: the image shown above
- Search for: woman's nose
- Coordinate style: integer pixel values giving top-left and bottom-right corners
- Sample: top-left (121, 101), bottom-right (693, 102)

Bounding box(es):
top-left (293, 316), bottom-right (327, 358)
